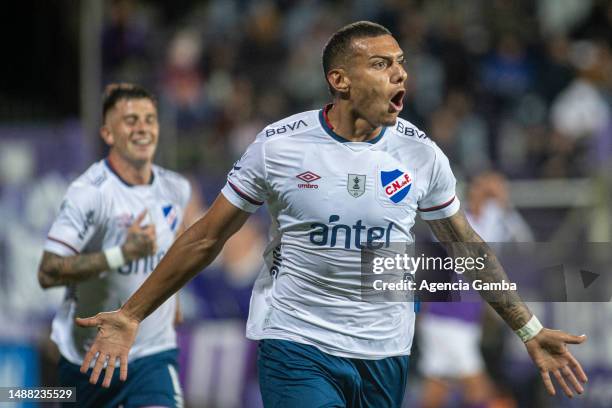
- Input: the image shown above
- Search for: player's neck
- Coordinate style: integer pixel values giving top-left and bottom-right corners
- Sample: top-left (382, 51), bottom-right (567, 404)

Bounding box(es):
top-left (326, 102), bottom-right (383, 142)
top-left (107, 152), bottom-right (153, 185)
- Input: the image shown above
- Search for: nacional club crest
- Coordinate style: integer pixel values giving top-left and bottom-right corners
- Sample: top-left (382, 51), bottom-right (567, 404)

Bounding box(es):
top-left (347, 174), bottom-right (366, 197)
top-left (162, 204), bottom-right (178, 231)
top-left (380, 169), bottom-right (412, 203)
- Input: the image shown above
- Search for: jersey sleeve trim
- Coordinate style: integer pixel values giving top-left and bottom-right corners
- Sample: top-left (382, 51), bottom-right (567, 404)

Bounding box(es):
top-left (228, 181), bottom-right (264, 205)
top-left (418, 196), bottom-right (456, 212)
top-left (221, 184), bottom-right (261, 213)
top-left (418, 197), bottom-right (461, 221)
top-left (46, 236), bottom-right (80, 255)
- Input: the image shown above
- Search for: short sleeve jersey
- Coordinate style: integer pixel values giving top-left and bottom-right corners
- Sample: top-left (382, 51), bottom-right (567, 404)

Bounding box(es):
top-left (222, 107), bottom-right (460, 359)
top-left (44, 160), bottom-right (191, 365)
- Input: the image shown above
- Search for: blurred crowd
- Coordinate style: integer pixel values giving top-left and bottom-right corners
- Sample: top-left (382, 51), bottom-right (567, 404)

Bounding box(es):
top-left (101, 0), bottom-right (612, 183)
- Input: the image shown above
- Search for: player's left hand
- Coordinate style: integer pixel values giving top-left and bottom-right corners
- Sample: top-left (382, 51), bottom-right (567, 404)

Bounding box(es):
top-left (525, 328), bottom-right (587, 397)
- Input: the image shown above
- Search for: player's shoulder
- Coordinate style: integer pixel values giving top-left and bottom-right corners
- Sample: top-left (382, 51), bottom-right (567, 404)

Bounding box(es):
top-left (388, 117), bottom-right (435, 147)
top-left (387, 117), bottom-right (444, 156)
top-left (69, 160), bottom-right (110, 191)
top-left (255, 110), bottom-right (320, 142)
top-left (62, 161), bottom-right (108, 205)
top-left (153, 164), bottom-right (188, 185)
top-left (153, 165), bottom-right (191, 201)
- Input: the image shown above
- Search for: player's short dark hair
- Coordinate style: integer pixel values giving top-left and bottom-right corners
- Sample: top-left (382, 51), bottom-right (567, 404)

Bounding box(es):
top-left (102, 83), bottom-right (157, 121)
top-left (322, 21), bottom-right (392, 95)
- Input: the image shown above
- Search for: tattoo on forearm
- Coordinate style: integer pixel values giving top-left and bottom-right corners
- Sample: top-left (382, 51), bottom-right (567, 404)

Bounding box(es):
top-left (427, 211), bottom-right (532, 330)
top-left (123, 231), bottom-right (154, 258)
top-left (39, 251), bottom-right (110, 287)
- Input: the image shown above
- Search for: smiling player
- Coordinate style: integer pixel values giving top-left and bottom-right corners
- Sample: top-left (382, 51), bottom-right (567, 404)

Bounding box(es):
top-left (38, 84), bottom-right (190, 407)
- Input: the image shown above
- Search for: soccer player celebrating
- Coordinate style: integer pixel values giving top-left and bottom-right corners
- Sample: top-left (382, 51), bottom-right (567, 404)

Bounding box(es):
top-left (38, 84), bottom-right (191, 407)
top-left (76, 23), bottom-right (587, 406)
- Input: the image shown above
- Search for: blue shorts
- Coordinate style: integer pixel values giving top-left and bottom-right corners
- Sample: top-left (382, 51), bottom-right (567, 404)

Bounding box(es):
top-left (257, 339), bottom-right (409, 408)
top-left (58, 349), bottom-right (182, 408)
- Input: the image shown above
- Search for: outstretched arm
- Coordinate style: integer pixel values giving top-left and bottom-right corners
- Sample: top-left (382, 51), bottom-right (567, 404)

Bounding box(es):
top-left (426, 210), bottom-right (531, 329)
top-left (426, 210), bottom-right (588, 397)
top-left (76, 194), bottom-right (250, 387)
top-left (38, 251), bottom-right (111, 288)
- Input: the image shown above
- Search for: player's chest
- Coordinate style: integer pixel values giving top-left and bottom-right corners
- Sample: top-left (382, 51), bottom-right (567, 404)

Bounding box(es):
top-left (104, 189), bottom-right (181, 240)
top-left (267, 147), bottom-right (427, 218)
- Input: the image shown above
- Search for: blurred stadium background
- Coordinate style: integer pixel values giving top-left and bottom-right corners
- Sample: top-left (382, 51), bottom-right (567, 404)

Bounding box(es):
top-left (1, 0), bottom-right (611, 407)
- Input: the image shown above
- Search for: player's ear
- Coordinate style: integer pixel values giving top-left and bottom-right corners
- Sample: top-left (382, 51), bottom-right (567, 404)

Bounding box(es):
top-left (327, 68), bottom-right (350, 95)
top-left (100, 125), bottom-right (114, 146)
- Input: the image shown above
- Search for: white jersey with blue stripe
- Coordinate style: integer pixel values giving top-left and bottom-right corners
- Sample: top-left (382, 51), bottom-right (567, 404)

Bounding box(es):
top-left (222, 106), bottom-right (460, 359)
top-left (44, 159), bottom-right (191, 365)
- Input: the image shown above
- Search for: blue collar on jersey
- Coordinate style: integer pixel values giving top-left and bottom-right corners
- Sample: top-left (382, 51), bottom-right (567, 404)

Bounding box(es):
top-left (104, 158), bottom-right (155, 187)
top-left (319, 104), bottom-right (386, 144)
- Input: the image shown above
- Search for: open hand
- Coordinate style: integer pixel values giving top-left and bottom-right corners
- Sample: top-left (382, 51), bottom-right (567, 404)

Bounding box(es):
top-left (525, 328), bottom-right (587, 397)
top-left (75, 310), bottom-right (139, 387)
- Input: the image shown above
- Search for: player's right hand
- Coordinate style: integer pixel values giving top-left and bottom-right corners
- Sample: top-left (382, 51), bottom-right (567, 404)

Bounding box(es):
top-left (75, 310), bottom-right (139, 387)
top-left (121, 210), bottom-right (157, 261)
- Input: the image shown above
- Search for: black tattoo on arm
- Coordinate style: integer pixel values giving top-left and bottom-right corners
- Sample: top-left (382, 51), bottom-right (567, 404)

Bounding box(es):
top-left (38, 251), bottom-right (110, 289)
top-left (426, 210), bottom-right (532, 330)
top-left (39, 223), bottom-right (156, 289)
top-left (122, 229), bottom-right (156, 260)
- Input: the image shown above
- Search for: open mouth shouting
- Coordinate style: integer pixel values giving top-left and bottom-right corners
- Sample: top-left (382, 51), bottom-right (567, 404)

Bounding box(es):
top-left (389, 89), bottom-right (405, 112)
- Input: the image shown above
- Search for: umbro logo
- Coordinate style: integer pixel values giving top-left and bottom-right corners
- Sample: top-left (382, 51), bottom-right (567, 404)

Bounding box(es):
top-left (297, 171), bottom-right (321, 183)
top-left (297, 171), bottom-right (320, 189)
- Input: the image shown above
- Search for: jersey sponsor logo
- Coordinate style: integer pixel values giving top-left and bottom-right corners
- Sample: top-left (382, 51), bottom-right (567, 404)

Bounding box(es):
top-left (309, 214), bottom-right (394, 249)
top-left (268, 244), bottom-right (282, 278)
top-left (77, 210), bottom-right (95, 240)
top-left (381, 169), bottom-right (412, 204)
top-left (297, 171), bottom-right (320, 189)
top-left (265, 119), bottom-right (308, 137)
top-left (395, 121), bottom-right (427, 139)
top-left (92, 172), bottom-right (107, 187)
top-left (347, 174), bottom-right (366, 198)
top-left (162, 204), bottom-right (178, 231)
top-left (229, 151), bottom-right (247, 177)
top-left (118, 249), bottom-right (166, 275)
top-left (228, 162), bottom-right (241, 178)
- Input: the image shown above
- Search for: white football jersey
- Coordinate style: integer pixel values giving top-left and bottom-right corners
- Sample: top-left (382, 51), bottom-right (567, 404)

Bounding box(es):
top-left (222, 106), bottom-right (460, 359)
top-left (44, 159), bottom-right (191, 365)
